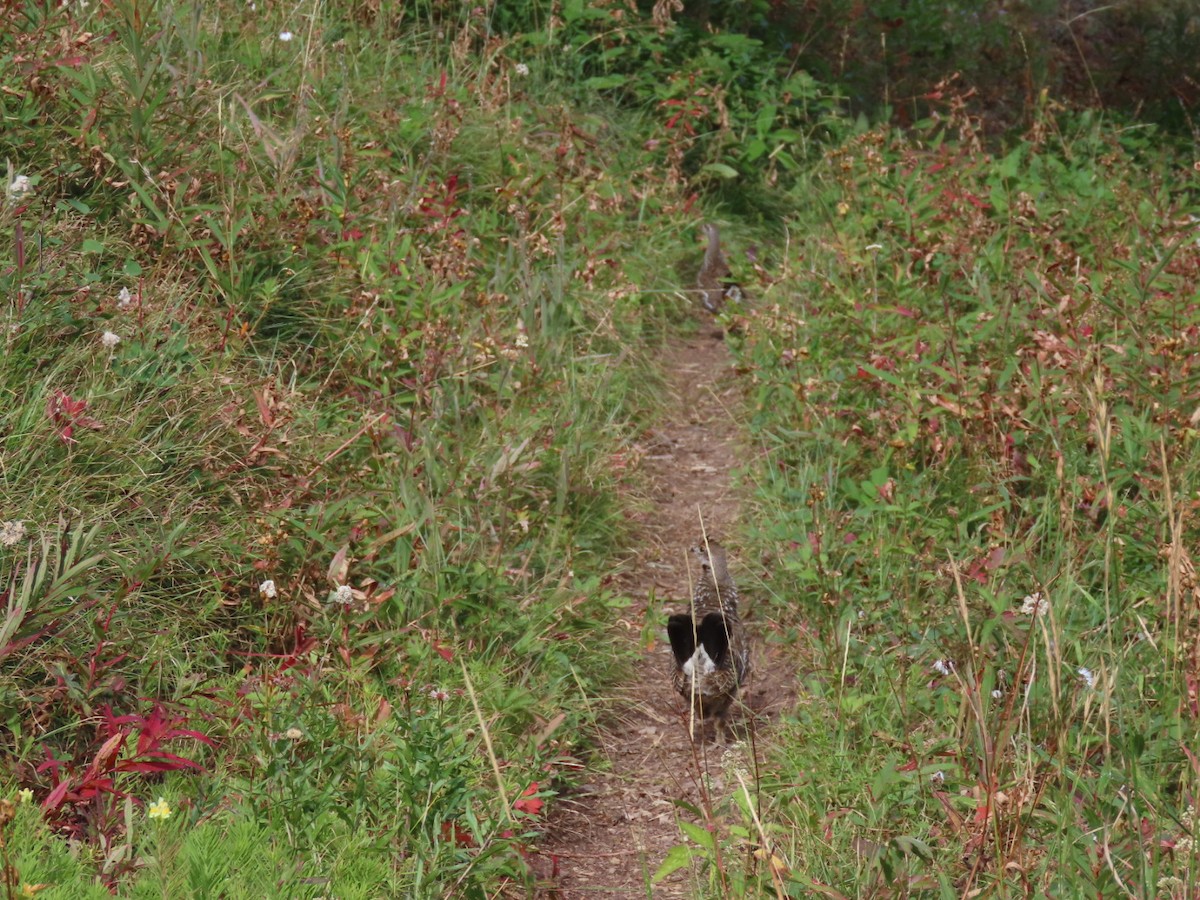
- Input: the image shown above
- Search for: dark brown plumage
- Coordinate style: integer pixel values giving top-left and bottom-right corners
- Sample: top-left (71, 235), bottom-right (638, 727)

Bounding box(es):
top-left (696, 224), bottom-right (744, 313)
top-left (667, 541), bottom-right (750, 738)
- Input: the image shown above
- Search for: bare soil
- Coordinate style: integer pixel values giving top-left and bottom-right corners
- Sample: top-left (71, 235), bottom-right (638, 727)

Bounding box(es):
top-left (533, 330), bottom-right (797, 897)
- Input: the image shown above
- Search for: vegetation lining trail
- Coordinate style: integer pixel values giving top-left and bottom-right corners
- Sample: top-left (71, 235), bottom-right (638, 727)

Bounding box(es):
top-left (539, 332), bottom-right (796, 897)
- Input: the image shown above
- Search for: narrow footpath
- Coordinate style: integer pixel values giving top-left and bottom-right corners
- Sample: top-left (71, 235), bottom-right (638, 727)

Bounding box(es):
top-left (536, 331), bottom-right (795, 897)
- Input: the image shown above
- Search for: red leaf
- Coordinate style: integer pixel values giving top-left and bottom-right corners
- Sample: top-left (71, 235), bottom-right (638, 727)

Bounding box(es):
top-left (422, 631), bottom-right (454, 662)
top-left (254, 388), bottom-right (275, 427)
top-left (440, 820), bottom-right (475, 847)
top-left (513, 782), bottom-right (544, 817)
top-left (85, 732), bottom-right (126, 779)
top-left (962, 191), bottom-right (991, 211)
top-left (43, 780), bottom-right (71, 812)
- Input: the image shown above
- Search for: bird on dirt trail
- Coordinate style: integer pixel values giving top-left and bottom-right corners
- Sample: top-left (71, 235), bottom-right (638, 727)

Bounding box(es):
top-left (696, 223), bottom-right (744, 313)
top-left (667, 541), bottom-right (750, 740)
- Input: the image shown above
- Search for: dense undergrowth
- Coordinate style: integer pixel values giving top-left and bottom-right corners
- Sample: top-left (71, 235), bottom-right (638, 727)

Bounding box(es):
top-left (689, 105), bottom-right (1200, 896)
top-left (5, 0), bottom-right (1200, 897)
top-left (0, 1), bottom-right (714, 896)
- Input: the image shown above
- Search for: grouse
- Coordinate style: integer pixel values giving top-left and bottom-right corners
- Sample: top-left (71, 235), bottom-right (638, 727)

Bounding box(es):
top-left (667, 541), bottom-right (750, 739)
top-left (696, 223), bottom-right (744, 313)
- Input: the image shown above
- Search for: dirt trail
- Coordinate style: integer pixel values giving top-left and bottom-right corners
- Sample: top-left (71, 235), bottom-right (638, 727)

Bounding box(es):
top-left (536, 331), bottom-right (794, 897)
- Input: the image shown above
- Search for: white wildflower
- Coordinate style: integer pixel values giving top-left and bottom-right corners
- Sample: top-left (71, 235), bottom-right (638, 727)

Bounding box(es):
top-left (428, 687), bottom-right (449, 702)
top-left (100, 330), bottom-right (120, 349)
top-left (332, 584), bottom-right (353, 606)
top-left (117, 287), bottom-right (134, 310)
top-left (930, 770), bottom-right (945, 785)
top-left (1077, 667), bottom-right (1095, 689)
top-left (514, 326), bottom-right (529, 348)
top-left (279, 30), bottom-right (294, 41)
top-left (991, 689), bottom-right (1003, 699)
top-left (0, 520), bottom-right (27, 547)
top-left (932, 658), bottom-right (954, 676)
top-left (514, 62), bottom-right (530, 77)
top-left (259, 580), bottom-right (277, 599)
top-left (7, 174), bottom-right (32, 199)
top-left (284, 727), bottom-right (304, 741)
top-left (1020, 591), bottom-right (1048, 616)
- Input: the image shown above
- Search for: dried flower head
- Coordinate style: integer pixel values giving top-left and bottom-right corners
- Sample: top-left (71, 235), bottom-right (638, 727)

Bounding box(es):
top-left (100, 330), bottom-right (120, 349)
top-left (332, 584), bottom-right (353, 606)
top-left (1175, 804), bottom-right (1198, 854)
top-left (117, 287), bottom-right (134, 310)
top-left (284, 727), bottom-right (304, 741)
top-left (0, 520), bottom-right (27, 547)
top-left (1077, 667), bottom-right (1095, 689)
top-left (8, 174), bottom-right (32, 199)
top-left (720, 740), bottom-right (751, 784)
top-left (514, 62), bottom-right (530, 76)
top-left (1020, 591), bottom-right (1048, 616)
top-left (259, 580), bottom-right (277, 599)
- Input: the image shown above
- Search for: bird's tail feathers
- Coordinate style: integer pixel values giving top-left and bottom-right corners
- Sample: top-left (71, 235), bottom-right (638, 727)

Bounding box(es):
top-left (668, 611), bottom-right (731, 669)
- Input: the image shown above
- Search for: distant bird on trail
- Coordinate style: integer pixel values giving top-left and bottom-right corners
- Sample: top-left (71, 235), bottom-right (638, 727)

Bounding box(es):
top-left (695, 223), bottom-right (744, 313)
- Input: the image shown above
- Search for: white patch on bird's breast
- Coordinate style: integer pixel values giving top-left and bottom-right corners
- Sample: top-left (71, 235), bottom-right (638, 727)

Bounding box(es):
top-left (682, 645), bottom-right (717, 680)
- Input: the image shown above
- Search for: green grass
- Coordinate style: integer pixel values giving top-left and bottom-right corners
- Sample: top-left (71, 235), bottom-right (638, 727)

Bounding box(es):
top-left (5, 1), bottom-right (1200, 897)
top-left (0, 1), bottom-right (698, 895)
top-left (672, 105), bottom-right (1200, 896)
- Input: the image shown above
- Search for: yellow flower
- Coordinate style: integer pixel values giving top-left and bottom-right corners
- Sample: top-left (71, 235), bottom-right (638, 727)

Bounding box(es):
top-left (836, 201), bottom-right (850, 216)
top-left (17, 788), bottom-right (33, 804)
top-left (147, 797), bottom-right (171, 820)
